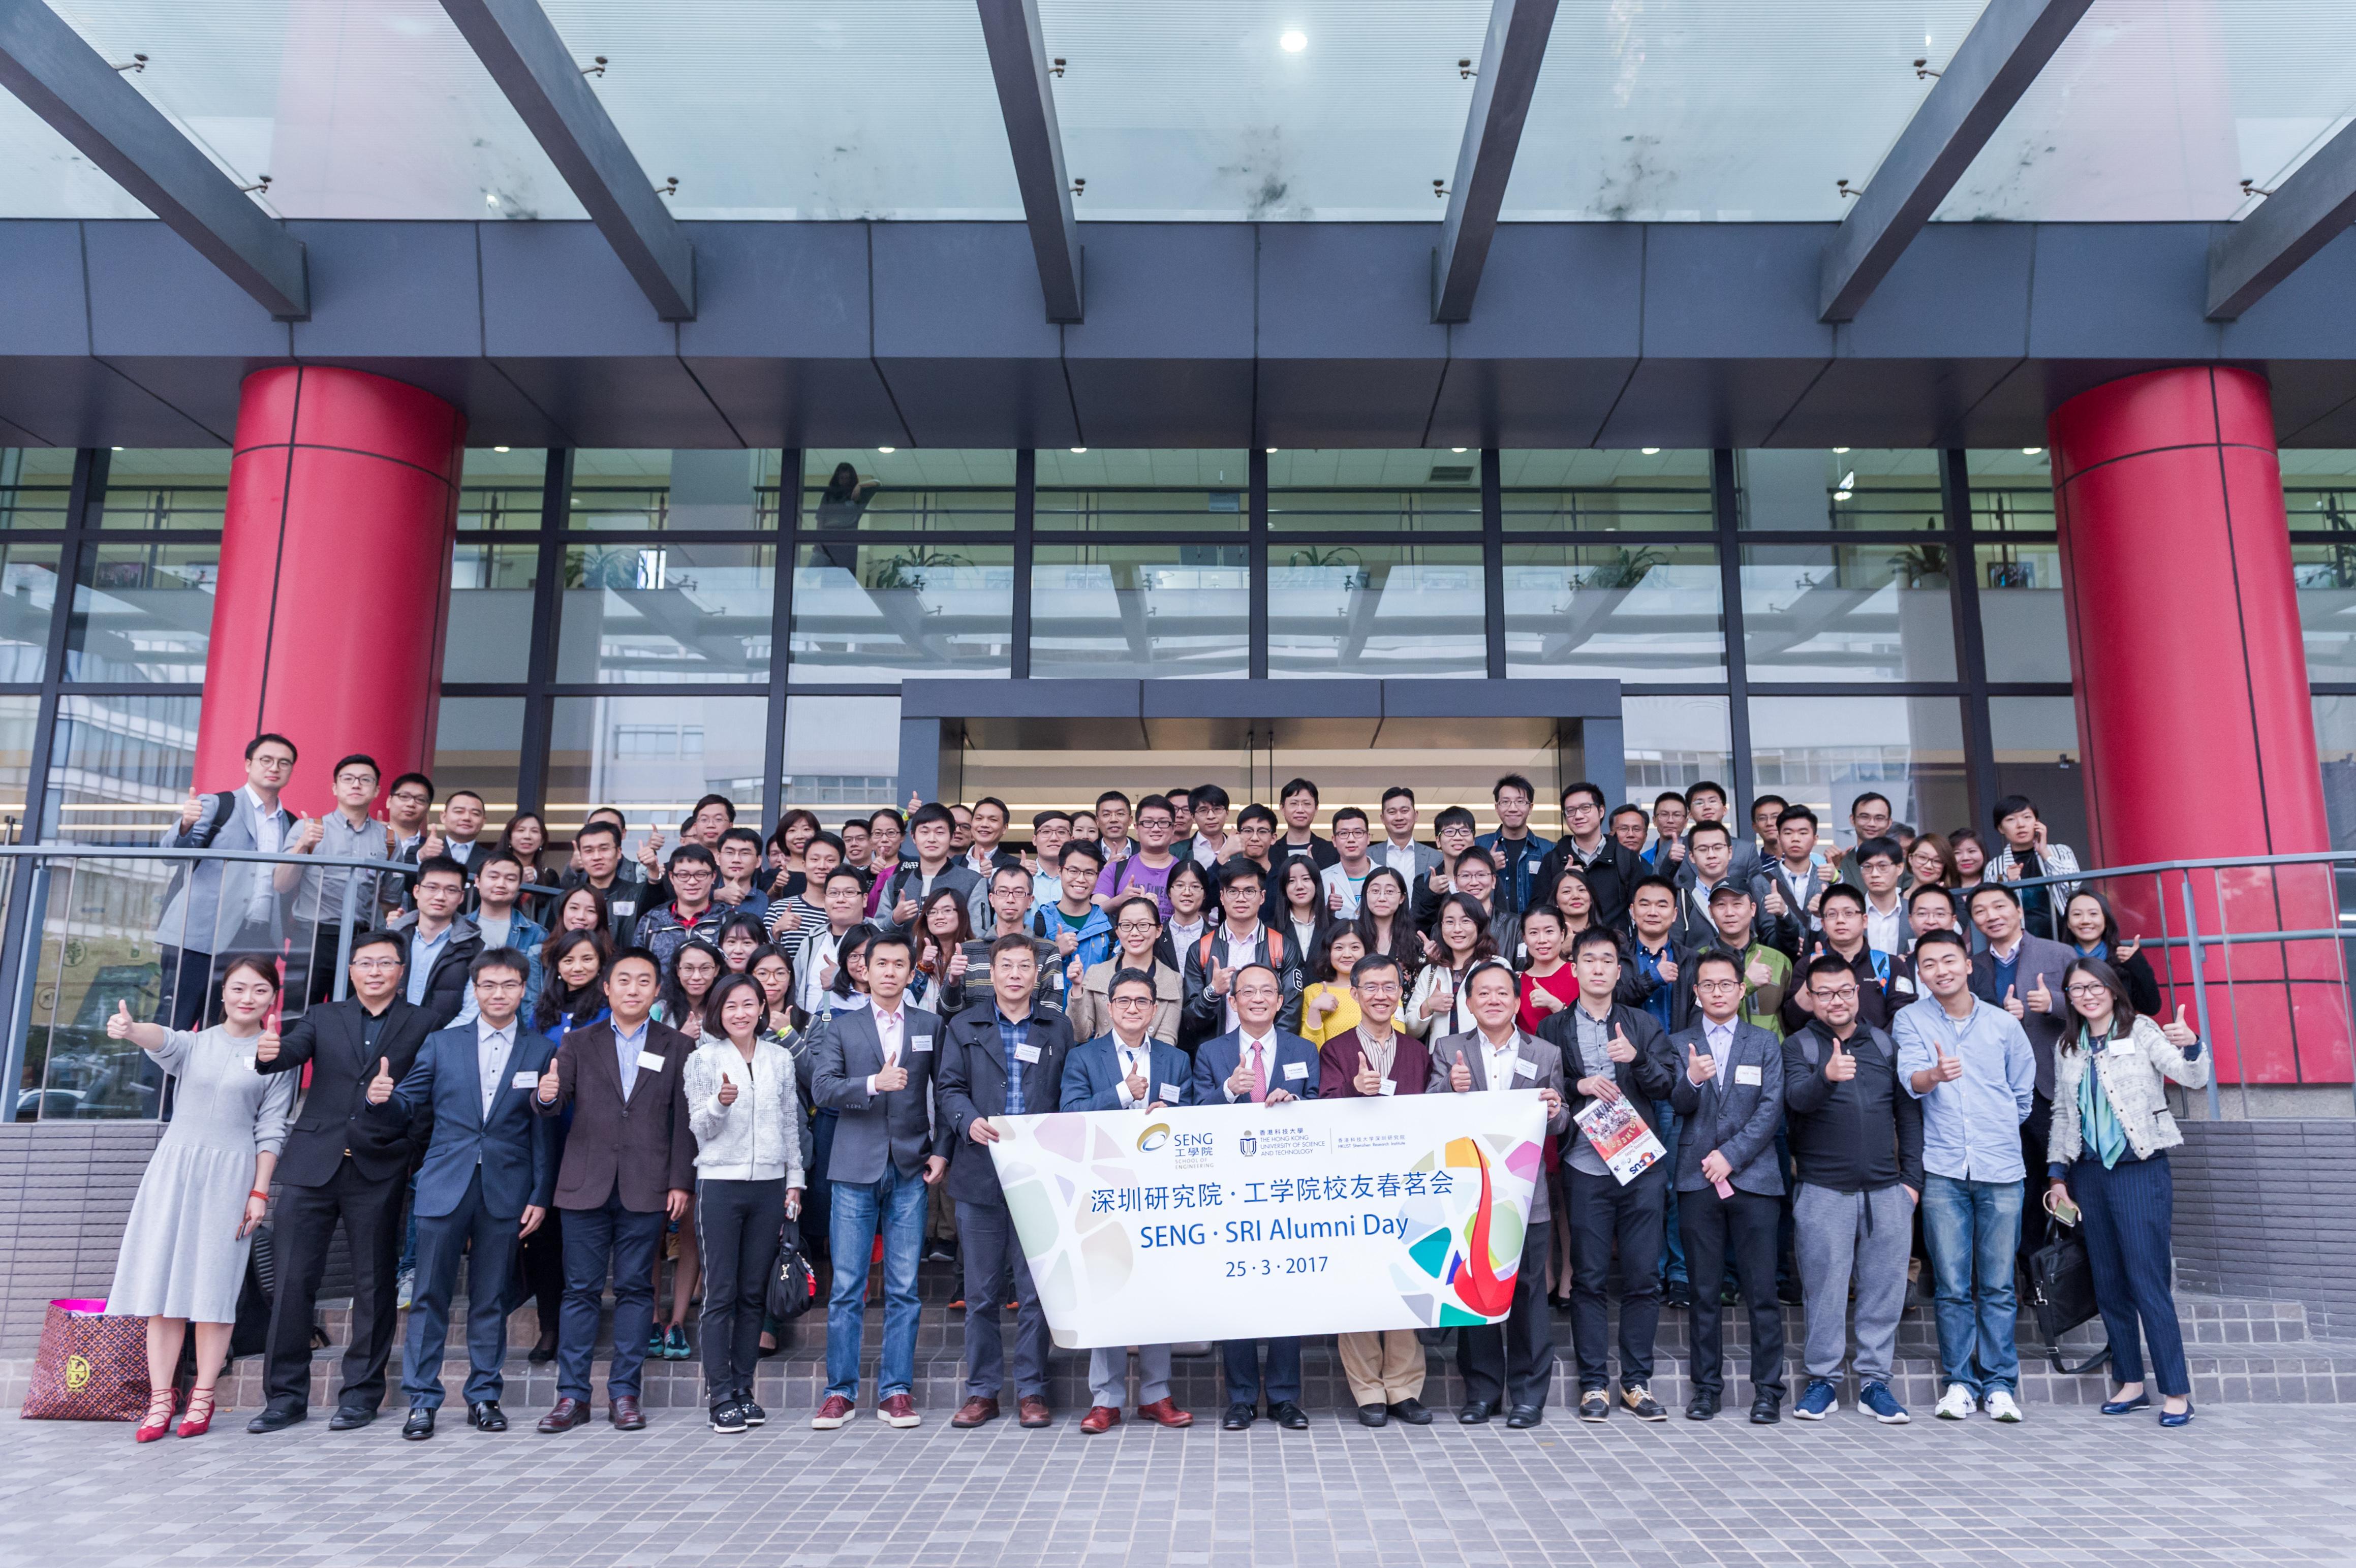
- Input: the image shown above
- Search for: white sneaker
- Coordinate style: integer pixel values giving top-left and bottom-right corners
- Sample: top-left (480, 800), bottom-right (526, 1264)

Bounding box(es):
top-left (395, 1269), bottom-right (415, 1311)
top-left (1934, 1383), bottom-right (1974, 1421)
top-left (1983, 1389), bottom-right (2024, 1423)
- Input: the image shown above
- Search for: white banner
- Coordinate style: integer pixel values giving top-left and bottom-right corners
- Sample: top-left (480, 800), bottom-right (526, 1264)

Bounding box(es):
top-left (984, 1091), bottom-right (1549, 1349)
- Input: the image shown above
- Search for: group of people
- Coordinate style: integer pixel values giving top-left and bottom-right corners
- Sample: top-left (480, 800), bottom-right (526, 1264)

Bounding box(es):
top-left (103, 737), bottom-right (2210, 1444)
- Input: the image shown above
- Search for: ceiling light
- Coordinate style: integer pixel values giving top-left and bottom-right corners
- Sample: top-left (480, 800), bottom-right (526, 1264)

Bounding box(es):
top-left (1266, 447), bottom-right (1278, 454)
top-left (2023, 446), bottom-right (2044, 456)
top-left (111, 446), bottom-right (123, 452)
top-left (1832, 446), bottom-right (1850, 454)
top-left (492, 445), bottom-right (510, 453)
top-left (1070, 447), bottom-right (1087, 454)
top-left (877, 446), bottom-right (895, 454)
top-left (1833, 489), bottom-right (1853, 501)
top-left (1279, 29), bottom-right (1307, 53)
top-left (1641, 447), bottom-right (1660, 456)
top-left (1837, 469), bottom-right (1856, 491)
top-left (1451, 447), bottom-right (1467, 454)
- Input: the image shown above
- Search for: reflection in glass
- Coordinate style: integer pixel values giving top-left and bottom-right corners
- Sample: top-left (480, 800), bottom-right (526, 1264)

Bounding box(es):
top-left (1623, 695), bottom-right (1734, 797)
top-left (1031, 544), bottom-right (1249, 679)
top-left (65, 542), bottom-right (205, 683)
top-left (1504, 544), bottom-right (1721, 680)
top-left (0, 449), bottom-right (75, 528)
top-left (441, 543), bottom-right (537, 682)
top-left (457, 447), bottom-right (548, 530)
top-left (435, 698), bottom-right (526, 821)
top-left (1742, 450), bottom-right (1942, 531)
top-left (2294, 543), bottom-right (2356, 682)
top-left (1990, 696), bottom-right (2088, 853)
top-left (1033, 449), bottom-right (1249, 532)
top-left (1750, 695), bottom-right (1969, 846)
top-left (43, 694), bottom-right (191, 845)
top-left (1266, 545), bottom-right (1484, 677)
top-left (100, 450), bottom-right (230, 530)
top-left (802, 450), bottom-right (1015, 533)
top-left (1501, 450), bottom-right (1714, 531)
top-left (556, 543), bottom-right (775, 683)
top-left (789, 543), bottom-right (1013, 682)
top-left (0, 543), bottom-right (59, 679)
top-left (784, 696), bottom-right (902, 817)
top-left (1976, 541), bottom-right (2068, 682)
top-left (2314, 695), bottom-right (2356, 851)
top-left (1965, 449), bottom-right (2056, 531)
top-left (569, 449), bottom-right (776, 531)
top-left (545, 695), bottom-right (768, 839)
top-left (1741, 543), bottom-right (1955, 680)
top-left (1267, 451), bottom-right (1480, 533)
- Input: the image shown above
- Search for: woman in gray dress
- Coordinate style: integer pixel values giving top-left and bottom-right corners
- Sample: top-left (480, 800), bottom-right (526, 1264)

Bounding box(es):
top-left (104, 955), bottom-right (295, 1440)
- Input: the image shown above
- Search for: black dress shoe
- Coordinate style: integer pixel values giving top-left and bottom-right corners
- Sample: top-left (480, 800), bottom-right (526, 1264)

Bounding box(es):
top-left (468, 1402), bottom-right (507, 1432)
top-left (1270, 1401), bottom-right (1310, 1430)
top-left (1750, 1393), bottom-right (1782, 1425)
top-left (1663, 1280), bottom-right (1694, 1308)
top-left (1221, 1402), bottom-right (1256, 1431)
top-left (1387, 1398), bottom-right (1434, 1426)
top-left (1458, 1400), bottom-right (1495, 1425)
top-left (327, 1405), bottom-right (377, 1431)
top-left (1356, 1402), bottom-right (1388, 1427)
top-left (1686, 1391), bottom-right (1720, 1421)
top-left (528, 1330), bottom-right (559, 1364)
top-left (401, 1407), bottom-right (435, 1440)
top-left (1505, 1403), bottom-right (1543, 1428)
top-left (245, 1402), bottom-right (306, 1434)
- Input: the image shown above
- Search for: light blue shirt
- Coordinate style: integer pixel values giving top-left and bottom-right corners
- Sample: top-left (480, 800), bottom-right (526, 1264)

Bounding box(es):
top-left (405, 920), bottom-right (478, 1025)
top-left (614, 1017), bottom-right (651, 1100)
top-left (1893, 994), bottom-right (2036, 1183)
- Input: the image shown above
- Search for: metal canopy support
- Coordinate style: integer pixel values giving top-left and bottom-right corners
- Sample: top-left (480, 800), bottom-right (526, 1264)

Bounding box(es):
top-left (2208, 121), bottom-right (2356, 320)
top-left (439, 0), bottom-right (695, 321)
top-left (1432, 0), bottom-right (1559, 324)
top-left (0, 0), bottom-right (308, 318)
top-left (975, 0), bottom-right (1082, 323)
top-left (1817, 0), bottom-right (2093, 323)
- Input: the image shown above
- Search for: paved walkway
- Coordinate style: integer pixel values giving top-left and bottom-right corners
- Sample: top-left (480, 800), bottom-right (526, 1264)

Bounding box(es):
top-left (2, 1402), bottom-right (2349, 1566)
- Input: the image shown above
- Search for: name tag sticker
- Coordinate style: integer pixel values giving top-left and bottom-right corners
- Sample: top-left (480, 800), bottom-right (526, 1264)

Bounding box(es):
top-left (1377, 1079), bottom-right (1397, 1096)
top-left (511, 1070), bottom-right (539, 1089)
top-left (1014, 1043), bottom-right (1042, 1064)
top-left (2107, 1036), bottom-right (2139, 1056)
top-left (636, 1050), bottom-right (666, 1073)
top-left (1735, 1064), bottom-right (1763, 1086)
top-left (611, 900), bottom-right (635, 917)
top-left (911, 1034), bottom-right (934, 1054)
top-left (1283, 1060), bottom-right (1308, 1080)
top-left (1159, 1083), bottom-right (1184, 1103)
top-left (1512, 1058), bottom-right (1537, 1080)
top-left (1892, 975), bottom-right (1915, 995)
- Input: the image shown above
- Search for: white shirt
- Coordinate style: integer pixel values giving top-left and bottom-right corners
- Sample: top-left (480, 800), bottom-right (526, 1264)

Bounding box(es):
top-left (1219, 922), bottom-right (1263, 1032)
top-left (1192, 830), bottom-right (1235, 867)
top-left (798, 926), bottom-right (848, 1015)
top-left (1703, 1017), bottom-right (1737, 1081)
top-left (1112, 1034), bottom-right (1152, 1108)
top-left (1865, 893), bottom-right (1905, 955)
top-left (867, 1005), bottom-right (906, 1096)
top-left (1225, 1027), bottom-right (1279, 1103)
top-left (1382, 841), bottom-right (1421, 881)
top-left (1479, 1028), bottom-right (1522, 1090)
top-left (244, 786), bottom-right (284, 922)
top-left (477, 1019), bottom-right (516, 1120)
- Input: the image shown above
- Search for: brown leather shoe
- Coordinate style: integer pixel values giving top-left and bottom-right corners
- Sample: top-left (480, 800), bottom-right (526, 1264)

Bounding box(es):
top-left (1017, 1396), bottom-right (1052, 1428)
top-left (811, 1394), bottom-right (855, 1429)
top-left (878, 1393), bottom-right (920, 1428)
top-left (1136, 1396), bottom-right (1194, 1428)
top-left (1079, 1404), bottom-right (1119, 1434)
top-left (950, 1396), bottom-right (1000, 1428)
top-left (536, 1397), bottom-right (590, 1434)
top-left (608, 1395), bottom-right (645, 1431)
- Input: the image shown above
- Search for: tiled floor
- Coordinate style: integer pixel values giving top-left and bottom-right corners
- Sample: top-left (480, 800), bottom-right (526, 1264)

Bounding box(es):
top-left (3, 1399), bottom-right (2351, 1566)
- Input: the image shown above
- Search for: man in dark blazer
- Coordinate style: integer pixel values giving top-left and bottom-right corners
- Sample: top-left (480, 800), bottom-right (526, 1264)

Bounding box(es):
top-left (1965, 881), bottom-right (2076, 1274)
top-left (1191, 961), bottom-right (1320, 1431)
top-left (809, 933), bottom-right (947, 1431)
top-left (1532, 781), bottom-right (1649, 930)
top-left (938, 934), bottom-right (1079, 1429)
top-left (530, 947), bottom-right (695, 1433)
top-left (1669, 950), bottom-right (1788, 1423)
top-left (366, 947), bottom-right (557, 1438)
top-left (247, 929), bottom-right (438, 1433)
top-left (1535, 926), bottom-right (1679, 1424)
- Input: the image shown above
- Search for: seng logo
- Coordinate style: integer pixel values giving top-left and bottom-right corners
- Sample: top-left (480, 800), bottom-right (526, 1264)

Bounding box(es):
top-left (1136, 1122), bottom-right (1171, 1153)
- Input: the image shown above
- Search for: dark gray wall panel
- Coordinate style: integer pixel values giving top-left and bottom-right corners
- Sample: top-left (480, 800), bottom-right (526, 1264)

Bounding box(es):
top-left (2027, 223), bottom-right (2221, 361)
top-left (84, 221), bottom-right (291, 359)
top-left (290, 222), bottom-right (482, 360)
top-left (871, 224), bottom-right (1072, 447)
top-left (1840, 223), bottom-right (2034, 360)
top-left (1639, 223), bottom-right (1835, 361)
top-left (1771, 358), bottom-right (2025, 449)
top-left (1065, 357), bottom-right (1255, 449)
top-left (480, 223), bottom-right (677, 358)
top-left (488, 356), bottom-right (738, 449)
top-left (688, 358), bottom-right (912, 449)
top-left (1063, 224), bottom-right (1255, 447)
top-left (0, 357), bottom-right (222, 447)
top-left (1430, 224), bottom-right (1643, 446)
top-left (1595, 358), bottom-right (1830, 449)
top-left (677, 222), bottom-right (870, 360)
top-left (0, 221), bottom-right (87, 357)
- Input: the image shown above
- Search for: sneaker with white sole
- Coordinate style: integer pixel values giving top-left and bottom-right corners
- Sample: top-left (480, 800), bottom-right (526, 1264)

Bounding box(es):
top-left (1792, 1379), bottom-right (1837, 1420)
top-left (1983, 1389), bottom-right (2023, 1423)
top-left (1858, 1383), bottom-right (1911, 1424)
top-left (1934, 1383), bottom-right (1974, 1420)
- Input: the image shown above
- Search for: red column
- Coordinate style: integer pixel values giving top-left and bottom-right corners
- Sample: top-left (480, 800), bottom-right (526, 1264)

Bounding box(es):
top-left (196, 366), bottom-right (466, 818)
top-left (2050, 366), bottom-right (2342, 1084)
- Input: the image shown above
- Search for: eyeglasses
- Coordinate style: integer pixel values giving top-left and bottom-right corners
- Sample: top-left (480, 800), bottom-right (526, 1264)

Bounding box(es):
top-left (2064, 982), bottom-right (2111, 998)
top-left (1115, 920), bottom-right (1158, 934)
top-left (351, 957), bottom-right (402, 973)
top-left (1694, 979), bottom-right (1744, 994)
top-left (1109, 995), bottom-right (1155, 1010)
top-left (1809, 985), bottom-right (1861, 1001)
top-left (390, 791), bottom-right (430, 805)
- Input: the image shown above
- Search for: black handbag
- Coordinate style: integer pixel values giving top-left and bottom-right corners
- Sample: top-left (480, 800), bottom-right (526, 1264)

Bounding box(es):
top-left (767, 1217), bottom-right (818, 1322)
top-left (2023, 1213), bottom-right (2110, 1375)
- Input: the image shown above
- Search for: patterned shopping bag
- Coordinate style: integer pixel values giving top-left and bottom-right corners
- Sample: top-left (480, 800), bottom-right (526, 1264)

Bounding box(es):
top-left (21, 1299), bottom-right (149, 1421)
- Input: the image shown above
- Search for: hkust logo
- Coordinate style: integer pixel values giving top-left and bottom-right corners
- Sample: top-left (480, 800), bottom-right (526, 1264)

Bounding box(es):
top-left (1237, 1134), bottom-right (1257, 1157)
top-left (1136, 1123), bottom-right (1171, 1153)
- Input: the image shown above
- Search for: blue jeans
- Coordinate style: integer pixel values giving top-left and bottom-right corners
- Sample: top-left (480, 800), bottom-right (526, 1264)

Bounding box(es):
top-left (1921, 1173), bottom-right (2024, 1397)
top-left (1651, 1098), bottom-right (1686, 1288)
top-left (825, 1164), bottom-right (927, 1402)
top-left (557, 1189), bottom-right (665, 1402)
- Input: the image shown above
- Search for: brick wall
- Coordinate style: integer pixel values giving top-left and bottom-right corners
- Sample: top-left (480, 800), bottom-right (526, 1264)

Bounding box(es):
top-left (0, 1122), bottom-right (162, 1351)
top-left (2171, 1119), bottom-right (2356, 1338)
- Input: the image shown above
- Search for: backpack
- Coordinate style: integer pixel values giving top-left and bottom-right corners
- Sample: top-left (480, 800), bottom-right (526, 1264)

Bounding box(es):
top-left (1194, 927), bottom-right (1288, 979)
top-left (161, 791), bottom-right (241, 910)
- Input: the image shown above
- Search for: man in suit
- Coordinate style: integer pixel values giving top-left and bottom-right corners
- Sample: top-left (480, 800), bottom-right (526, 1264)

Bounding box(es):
top-left (366, 947), bottom-right (557, 1438)
top-left (1533, 781), bottom-right (1649, 930)
top-left (1191, 962), bottom-right (1320, 1431)
top-left (1536, 926), bottom-right (1679, 1424)
top-left (1061, 966), bottom-right (1196, 1434)
top-left (1180, 858), bottom-right (1306, 1046)
top-left (1319, 953), bottom-right (1435, 1427)
top-left (1669, 950), bottom-right (1788, 1424)
top-left (809, 932), bottom-right (947, 1430)
top-left (247, 929), bottom-right (438, 1433)
top-left (938, 935), bottom-right (1079, 1429)
top-left (1965, 882), bottom-right (2075, 1274)
top-left (155, 732), bottom-right (307, 1029)
top-left (530, 947), bottom-right (695, 1433)
top-left (1675, 782), bottom-right (1762, 889)
top-left (1429, 961), bottom-right (1572, 1428)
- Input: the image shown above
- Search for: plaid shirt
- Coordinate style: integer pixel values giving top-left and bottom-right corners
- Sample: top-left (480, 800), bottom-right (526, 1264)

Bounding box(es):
top-left (995, 1006), bottom-right (1033, 1116)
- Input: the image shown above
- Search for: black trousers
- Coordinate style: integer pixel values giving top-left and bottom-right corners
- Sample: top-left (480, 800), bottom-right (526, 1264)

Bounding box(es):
top-left (1567, 1161), bottom-right (1668, 1391)
top-left (694, 1177), bottom-right (786, 1406)
top-left (263, 1158), bottom-right (407, 1412)
top-left (516, 1204), bottom-right (565, 1336)
top-left (2017, 1093), bottom-right (2054, 1276)
top-left (1457, 1212), bottom-right (1554, 1410)
top-left (1681, 1185), bottom-right (1786, 1400)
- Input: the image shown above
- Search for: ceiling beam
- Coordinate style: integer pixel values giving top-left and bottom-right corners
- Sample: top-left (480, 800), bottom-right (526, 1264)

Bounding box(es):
top-left (438, 0), bottom-right (694, 321)
top-left (0, 0), bottom-right (308, 318)
top-left (1432, 0), bottom-right (1560, 325)
top-left (2208, 121), bottom-right (2356, 320)
top-left (975, 0), bottom-right (1082, 323)
top-left (1818, 0), bottom-right (2093, 323)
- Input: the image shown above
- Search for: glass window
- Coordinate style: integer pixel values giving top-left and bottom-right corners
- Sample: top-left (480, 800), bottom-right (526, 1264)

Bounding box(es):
top-left (1741, 450), bottom-right (1942, 531)
top-left (801, 449), bottom-right (1014, 534)
top-left (1267, 450), bottom-right (1481, 534)
top-left (1989, 697), bottom-right (2089, 855)
top-left (433, 697), bottom-right (526, 823)
top-left (442, 543), bottom-right (539, 683)
top-left (1503, 543), bottom-right (1722, 681)
top-left (1500, 450), bottom-right (1714, 532)
top-left (1031, 543), bottom-right (1249, 680)
top-left (1749, 695), bottom-right (1969, 848)
top-left (2314, 695), bottom-right (2356, 851)
top-left (783, 696), bottom-right (902, 817)
top-left (2284, 451), bottom-right (2356, 535)
top-left (1266, 544), bottom-right (1485, 677)
top-left (43, 693), bottom-right (194, 845)
top-left (1741, 543), bottom-right (1955, 680)
top-left (2293, 543), bottom-right (2356, 682)
top-left (0, 542), bottom-right (60, 680)
top-left (1623, 695), bottom-right (1733, 798)
top-left (100, 450), bottom-right (230, 531)
top-left (1965, 449), bottom-right (2055, 531)
top-left (569, 449), bottom-right (776, 531)
top-left (545, 695), bottom-right (768, 839)
top-left (788, 542), bottom-right (1013, 683)
top-left (0, 449), bottom-right (76, 528)
top-left (64, 542), bottom-right (208, 684)
top-left (555, 543), bottom-right (776, 684)
top-left (1033, 449), bottom-right (1249, 533)
top-left (1975, 540), bottom-right (2068, 682)
top-left (458, 447), bottom-right (548, 530)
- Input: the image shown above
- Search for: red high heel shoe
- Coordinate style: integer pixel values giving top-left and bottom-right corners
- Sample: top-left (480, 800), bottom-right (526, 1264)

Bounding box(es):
top-left (134, 1388), bottom-right (176, 1443)
top-left (176, 1387), bottom-right (217, 1438)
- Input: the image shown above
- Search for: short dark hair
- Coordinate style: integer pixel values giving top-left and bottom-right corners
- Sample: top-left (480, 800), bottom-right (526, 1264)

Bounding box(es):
top-left (718, 825), bottom-right (762, 852)
top-left (991, 862), bottom-right (1032, 891)
top-left (1032, 809), bottom-right (1071, 830)
top-left (1108, 966), bottom-right (1158, 998)
top-left (1096, 790), bottom-right (1132, 811)
top-left (1492, 773), bottom-right (1535, 802)
top-left (1992, 793), bottom-right (2040, 827)
top-left (446, 789), bottom-right (485, 810)
top-left (1380, 786), bottom-right (1415, 808)
top-left (470, 946), bottom-right (531, 984)
top-left (1913, 927), bottom-right (1972, 959)
top-left (1854, 835), bottom-right (1903, 867)
top-left (330, 753), bottom-right (380, 782)
top-left (351, 929), bottom-right (407, 964)
top-left (1777, 804), bottom-right (1818, 832)
top-left (667, 843), bottom-right (718, 872)
top-left (1751, 794), bottom-right (1788, 818)
top-left (1560, 780), bottom-right (1606, 811)
top-left (245, 732), bottom-right (297, 762)
top-left (1330, 806), bottom-right (1368, 832)
top-left (1236, 803), bottom-right (1278, 831)
top-left (1351, 951), bottom-right (1402, 988)
top-left (1112, 894), bottom-right (1163, 929)
top-left (1654, 790), bottom-right (1687, 810)
top-left (1968, 881), bottom-right (2022, 912)
top-left (1687, 780), bottom-right (1727, 806)
top-left (1692, 949), bottom-right (1744, 982)
top-left (1609, 804), bottom-right (1648, 826)
top-left (866, 932), bottom-right (915, 964)
top-left (1908, 883), bottom-right (1958, 917)
top-left (573, 819), bottom-right (621, 846)
top-left (1628, 873), bottom-right (1679, 903)
top-left (988, 931), bottom-right (1037, 966)
top-left (823, 867), bottom-right (867, 893)
top-left (388, 771), bottom-right (434, 802)
top-left (971, 796), bottom-right (1009, 821)
top-left (907, 802), bottom-right (956, 834)
top-left (1804, 954), bottom-right (1857, 986)
top-left (688, 792), bottom-right (737, 825)
top-left (608, 945), bottom-right (662, 979)
top-left (1433, 805), bottom-right (1477, 834)
top-left (1192, 783), bottom-right (1230, 812)
top-left (1136, 794), bottom-right (1174, 822)
top-left (1569, 926), bottom-right (1623, 962)
top-left (477, 848), bottom-right (525, 880)
top-left (1279, 777), bottom-right (1319, 804)
top-left (1215, 857), bottom-right (1267, 891)
top-left (1850, 791), bottom-right (1892, 817)
top-left (1687, 820), bottom-right (1732, 846)
top-left (1059, 838), bottom-right (1106, 873)
top-left (1819, 883), bottom-right (1868, 916)
top-left (1164, 787), bottom-right (1191, 806)
top-left (415, 855), bottom-right (467, 886)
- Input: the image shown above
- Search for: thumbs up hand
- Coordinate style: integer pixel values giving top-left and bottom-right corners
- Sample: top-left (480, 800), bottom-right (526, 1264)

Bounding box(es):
top-left (178, 788), bottom-right (204, 833)
top-left (2160, 1005), bottom-right (2199, 1050)
top-left (1823, 1035), bottom-right (1856, 1082)
top-left (1605, 1024), bottom-right (1637, 1064)
top-left (1125, 1059), bottom-right (1150, 1103)
top-left (2003, 984), bottom-right (2025, 1019)
top-left (1762, 885), bottom-right (1787, 918)
top-left (294, 816), bottom-right (325, 854)
top-left (1531, 984), bottom-right (1566, 1015)
top-left (1746, 958), bottom-right (1773, 988)
top-left (2117, 933), bottom-right (2142, 963)
top-left (2026, 975), bottom-right (2053, 1015)
top-left (1930, 1041), bottom-right (1965, 1084)
top-left (537, 1059), bottom-right (563, 1104)
top-left (1207, 958), bottom-right (1231, 998)
top-left (365, 1056), bottom-right (395, 1106)
top-left (1227, 1053), bottom-right (1257, 1097)
top-left (105, 999), bottom-right (134, 1040)
top-left (1685, 1043), bottom-right (1716, 1086)
top-left (1449, 1053), bottom-right (1473, 1093)
top-left (256, 1023), bottom-right (281, 1063)
top-left (717, 1071), bottom-right (739, 1107)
